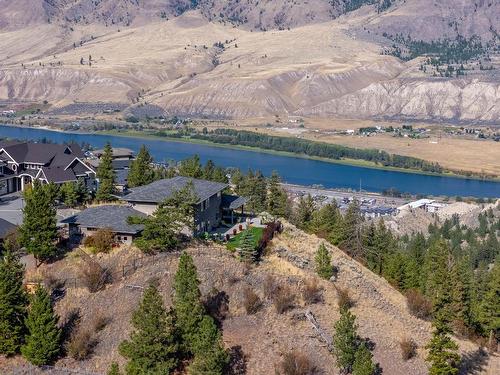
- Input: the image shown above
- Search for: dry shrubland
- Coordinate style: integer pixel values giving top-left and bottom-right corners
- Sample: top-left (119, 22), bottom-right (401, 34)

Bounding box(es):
top-left (279, 351), bottom-right (316, 375)
top-left (405, 289), bottom-right (432, 320)
top-left (400, 337), bottom-right (418, 361)
top-left (301, 278), bottom-right (322, 305)
top-left (242, 286), bottom-right (262, 315)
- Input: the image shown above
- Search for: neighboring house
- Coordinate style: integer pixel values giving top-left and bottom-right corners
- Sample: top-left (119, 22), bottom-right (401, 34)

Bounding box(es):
top-left (0, 141), bottom-right (96, 196)
top-left (89, 148), bottom-right (135, 192)
top-left (61, 205), bottom-right (146, 245)
top-left (123, 176), bottom-right (235, 234)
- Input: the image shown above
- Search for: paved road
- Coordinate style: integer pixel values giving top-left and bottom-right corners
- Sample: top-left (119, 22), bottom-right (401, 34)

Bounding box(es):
top-left (0, 193), bottom-right (24, 225)
top-left (282, 183), bottom-right (409, 208)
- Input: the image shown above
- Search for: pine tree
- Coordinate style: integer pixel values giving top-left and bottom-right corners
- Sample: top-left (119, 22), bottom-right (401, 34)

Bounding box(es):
top-left (315, 243), bottom-right (333, 279)
top-left (339, 200), bottom-right (363, 257)
top-left (333, 307), bottom-right (359, 373)
top-left (21, 286), bottom-right (61, 366)
top-left (237, 229), bottom-right (257, 262)
top-left (0, 251), bottom-right (28, 355)
top-left (96, 143), bottom-right (116, 202)
top-left (293, 194), bottom-right (315, 229)
top-left (119, 285), bottom-right (179, 374)
top-left (423, 240), bottom-right (452, 306)
top-left (202, 160), bottom-right (216, 181)
top-left (266, 171), bottom-right (289, 218)
top-left (478, 260), bottom-right (500, 342)
top-left (310, 202), bottom-right (340, 238)
top-left (188, 315), bottom-right (229, 375)
top-left (425, 318), bottom-right (460, 375)
top-left (178, 155), bottom-right (203, 178)
top-left (19, 180), bottom-right (58, 262)
top-left (173, 252), bottom-right (205, 354)
top-left (352, 343), bottom-right (376, 375)
top-left (451, 256), bottom-right (473, 328)
top-left (59, 181), bottom-right (79, 208)
top-left (127, 145), bottom-right (155, 188)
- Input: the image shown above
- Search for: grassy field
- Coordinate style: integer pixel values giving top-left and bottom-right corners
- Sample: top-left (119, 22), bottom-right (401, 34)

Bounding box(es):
top-left (226, 226), bottom-right (264, 252)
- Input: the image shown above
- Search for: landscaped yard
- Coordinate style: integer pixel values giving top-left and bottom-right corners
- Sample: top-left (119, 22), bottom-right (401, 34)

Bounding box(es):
top-left (226, 226), bottom-right (264, 251)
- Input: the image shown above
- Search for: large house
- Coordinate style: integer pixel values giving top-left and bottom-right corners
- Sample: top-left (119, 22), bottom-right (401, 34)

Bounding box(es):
top-left (0, 141), bottom-right (96, 196)
top-left (61, 205), bottom-right (146, 245)
top-left (122, 176), bottom-right (247, 234)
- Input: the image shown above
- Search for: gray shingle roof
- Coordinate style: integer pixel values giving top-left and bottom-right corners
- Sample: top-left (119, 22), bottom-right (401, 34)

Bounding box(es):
top-left (123, 176), bottom-right (228, 204)
top-left (61, 205), bottom-right (146, 234)
top-left (221, 194), bottom-right (249, 210)
top-left (40, 167), bottom-right (77, 183)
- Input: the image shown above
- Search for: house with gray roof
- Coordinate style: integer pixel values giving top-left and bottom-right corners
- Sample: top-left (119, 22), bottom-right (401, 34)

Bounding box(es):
top-left (61, 205), bottom-right (146, 245)
top-left (0, 141), bottom-right (96, 196)
top-left (122, 176), bottom-right (246, 234)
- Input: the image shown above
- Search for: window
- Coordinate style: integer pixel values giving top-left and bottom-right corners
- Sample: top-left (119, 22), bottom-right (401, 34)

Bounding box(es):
top-left (117, 236), bottom-right (121, 241)
top-left (123, 236), bottom-right (128, 241)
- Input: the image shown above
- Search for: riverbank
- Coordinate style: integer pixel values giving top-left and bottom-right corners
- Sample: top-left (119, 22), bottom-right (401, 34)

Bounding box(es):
top-left (98, 129), bottom-right (500, 182)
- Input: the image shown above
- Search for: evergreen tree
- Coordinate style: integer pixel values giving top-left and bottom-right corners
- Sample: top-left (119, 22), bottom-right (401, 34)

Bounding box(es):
top-left (59, 181), bottom-right (79, 208)
top-left (352, 343), bottom-right (376, 375)
top-left (310, 202), bottom-right (340, 238)
top-left (237, 229), bottom-right (257, 262)
top-left (339, 200), bottom-right (363, 257)
top-left (451, 256), bottom-right (473, 328)
top-left (188, 315), bottom-right (229, 375)
top-left (96, 142), bottom-right (116, 202)
top-left (293, 194), bottom-right (315, 229)
top-left (19, 180), bottom-right (58, 262)
top-left (202, 160), bottom-right (216, 181)
top-left (21, 286), bottom-right (61, 366)
top-left (478, 260), bottom-right (500, 341)
top-left (173, 252), bottom-right (205, 354)
top-left (266, 171), bottom-right (289, 218)
top-left (128, 145), bottom-right (155, 188)
top-left (178, 155), bottom-right (203, 178)
top-left (315, 243), bottom-right (333, 279)
top-left (333, 307), bottom-right (359, 373)
top-left (0, 251), bottom-right (28, 355)
top-left (425, 317), bottom-right (460, 375)
top-left (423, 240), bottom-right (452, 307)
top-left (119, 285), bottom-right (179, 374)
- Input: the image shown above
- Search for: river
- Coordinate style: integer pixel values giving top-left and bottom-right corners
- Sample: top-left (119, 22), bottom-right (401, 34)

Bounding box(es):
top-left (0, 125), bottom-right (498, 198)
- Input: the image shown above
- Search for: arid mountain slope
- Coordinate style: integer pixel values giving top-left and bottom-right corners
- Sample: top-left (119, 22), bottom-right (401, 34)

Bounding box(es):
top-left (0, 2), bottom-right (498, 123)
top-left (2, 224), bottom-right (497, 375)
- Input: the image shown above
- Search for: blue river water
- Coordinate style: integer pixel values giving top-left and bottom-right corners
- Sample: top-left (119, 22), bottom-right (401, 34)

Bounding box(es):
top-left (0, 125), bottom-right (499, 198)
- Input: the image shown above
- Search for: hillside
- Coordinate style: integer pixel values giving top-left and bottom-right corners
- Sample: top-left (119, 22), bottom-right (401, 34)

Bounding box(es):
top-left (1, 222), bottom-right (497, 374)
top-left (0, 0), bottom-right (498, 123)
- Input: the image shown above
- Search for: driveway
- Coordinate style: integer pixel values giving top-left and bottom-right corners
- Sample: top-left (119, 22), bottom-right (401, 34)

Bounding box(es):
top-left (0, 193), bottom-right (24, 225)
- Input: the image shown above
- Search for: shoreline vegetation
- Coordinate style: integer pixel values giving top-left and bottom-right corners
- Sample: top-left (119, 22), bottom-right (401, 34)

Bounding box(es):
top-left (98, 128), bottom-right (500, 182)
top-left (0, 122), bottom-right (499, 182)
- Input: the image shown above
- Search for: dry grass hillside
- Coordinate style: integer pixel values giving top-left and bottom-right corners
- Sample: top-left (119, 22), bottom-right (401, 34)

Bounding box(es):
top-left (0, 0), bottom-right (498, 123)
top-left (2, 223), bottom-right (498, 374)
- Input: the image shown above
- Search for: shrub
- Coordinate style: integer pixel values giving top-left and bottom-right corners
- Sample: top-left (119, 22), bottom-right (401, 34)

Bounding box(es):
top-left (405, 289), bottom-right (432, 320)
top-left (273, 284), bottom-right (295, 314)
top-left (400, 337), bottom-right (417, 361)
top-left (279, 351), bottom-right (315, 375)
top-left (301, 279), bottom-right (322, 305)
top-left (67, 328), bottom-right (96, 360)
top-left (92, 313), bottom-right (110, 332)
top-left (83, 228), bottom-right (115, 253)
top-left (263, 274), bottom-right (277, 300)
top-left (336, 287), bottom-right (353, 310)
top-left (242, 287), bottom-right (262, 315)
top-left (79, 256), bottom-right (110, 293)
